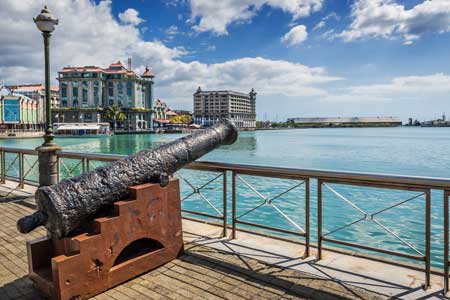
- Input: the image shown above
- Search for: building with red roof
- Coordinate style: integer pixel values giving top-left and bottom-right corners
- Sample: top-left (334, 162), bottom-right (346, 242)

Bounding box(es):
top-left (7, 84), bottom-right (60, 109)
top-left (54, 59), bottom-right (155, 132)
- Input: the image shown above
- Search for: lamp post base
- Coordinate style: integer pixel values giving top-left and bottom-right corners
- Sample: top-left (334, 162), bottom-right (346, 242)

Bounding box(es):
top-left (36, 145), bottom-right (62, 187)
top-left (42, 132), bottom-right (56, 147)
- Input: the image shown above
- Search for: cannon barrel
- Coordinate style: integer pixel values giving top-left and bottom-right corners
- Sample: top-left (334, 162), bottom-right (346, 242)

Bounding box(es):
top-left (17, 120), bottom-right (238, 238)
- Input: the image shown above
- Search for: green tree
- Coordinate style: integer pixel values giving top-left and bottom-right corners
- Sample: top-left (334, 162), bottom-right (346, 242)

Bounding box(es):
top-left (105, 105), bottom-right (127, 131)
top-left (170, 114), bottom-right (192, 124)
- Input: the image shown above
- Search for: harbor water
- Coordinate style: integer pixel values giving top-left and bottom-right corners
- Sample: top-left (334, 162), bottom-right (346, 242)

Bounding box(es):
top-left (1, 127), bottom-right (449, 268)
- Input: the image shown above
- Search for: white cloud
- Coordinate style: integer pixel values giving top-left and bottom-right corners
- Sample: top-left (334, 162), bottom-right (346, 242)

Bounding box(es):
top-left (320, 29), bottom-right (336, 41)
top-left (339, 0), bottom-right (450, 44)
top-left (0, 0), bottom-right (339, 107)
top-left (281, 25), bottom-right (308, 46)
top-left (189, 0), bottom-right (323, 35)
top-left (323, 12), bottom-right (340, 21)
top-left (324, 73), bottom-right (450, 102)
top-left (157, 57), bottom-right (341, 101)
top-left (118, 8), bottom-right (144, 25)
top-left (313, 20), bottom-right (325, 30)
top-left (164, 25), bottom-right (180, 41)
top-left (313, 12), bottom-right (339, 31)
top-left (166, 25), bottom-right (179, 36)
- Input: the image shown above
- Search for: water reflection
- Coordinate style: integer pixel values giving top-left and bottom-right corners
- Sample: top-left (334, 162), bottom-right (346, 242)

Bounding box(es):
top-left (222, 133), bottom-right (257, 152)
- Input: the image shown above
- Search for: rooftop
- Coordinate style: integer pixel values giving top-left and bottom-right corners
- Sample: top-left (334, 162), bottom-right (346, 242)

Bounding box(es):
top-left (6, 84), bottom-right (59, 92)
top-left (0, 86), bottom-right (37, 102)
top-left (194, 88), bottom-right (254, 97)
top-left (142, 66), bottom-right (155, 78)
top-left (59, 61), bottom-right (155, 78)
top-left (166, 110), bottom-right (178, 116)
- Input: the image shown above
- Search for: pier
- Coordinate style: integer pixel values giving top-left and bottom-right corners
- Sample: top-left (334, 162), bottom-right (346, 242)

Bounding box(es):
top-left (1, 147), bottom-right (450, 299)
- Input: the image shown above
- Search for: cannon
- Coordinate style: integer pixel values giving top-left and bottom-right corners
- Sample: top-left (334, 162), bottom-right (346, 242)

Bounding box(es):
top-left (17, 120), bottom-right (238, 238)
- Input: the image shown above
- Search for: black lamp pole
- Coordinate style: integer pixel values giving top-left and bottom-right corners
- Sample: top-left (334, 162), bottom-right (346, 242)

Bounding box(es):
top-left (43, 31), bottom-right (54, 146)
top-left (34, 6), bottom-right (60, 187)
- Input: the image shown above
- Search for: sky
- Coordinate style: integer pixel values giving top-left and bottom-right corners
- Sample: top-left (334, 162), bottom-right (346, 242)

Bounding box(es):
top-left (1, 0), bottom-right (450, 122)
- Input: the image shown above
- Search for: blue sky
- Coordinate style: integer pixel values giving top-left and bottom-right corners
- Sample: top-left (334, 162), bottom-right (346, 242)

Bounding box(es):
top-left (1, 0), bottom-right (450, 121)
top-left (108, 0), bottom-right (450, 79)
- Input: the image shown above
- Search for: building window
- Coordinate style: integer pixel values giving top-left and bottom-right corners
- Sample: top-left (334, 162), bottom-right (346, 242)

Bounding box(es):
top-left (93, 81), bottom-right (100, 107)
top-left (82, 81), bottom-right (88, 108)
top-left (136, 85), bottom-right (142, 108)
top-left (126, 81), bottom-right (132, 107)
top-left (72, 81), bottom-right (78, 107)
top-left (61, 82), bottom-right (67, 107)
top-left (108, 82), bottom-right (114, 106)
top-left (117, 82), bottom-right (123, 107)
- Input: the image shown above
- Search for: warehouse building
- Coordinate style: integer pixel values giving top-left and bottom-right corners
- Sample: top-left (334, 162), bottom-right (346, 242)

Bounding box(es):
top-left (286, 117), bottom-right (402, 127)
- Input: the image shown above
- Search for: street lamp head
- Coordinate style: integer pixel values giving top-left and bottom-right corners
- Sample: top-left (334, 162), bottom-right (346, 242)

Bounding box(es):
top-left (33, 5), bottom-right (58, 33)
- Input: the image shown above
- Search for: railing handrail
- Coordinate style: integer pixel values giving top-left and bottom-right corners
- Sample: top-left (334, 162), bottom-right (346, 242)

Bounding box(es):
top-left (188, 161), bottom-right (450, 190)
top-left (56, 150), bottom-right (125, 161)
top-left (1, 145), bottom-right (450, 189)
top-left (0, 147), bottom-right (38, 155)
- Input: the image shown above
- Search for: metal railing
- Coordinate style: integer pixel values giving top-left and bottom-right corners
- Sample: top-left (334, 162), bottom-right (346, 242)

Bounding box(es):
top-left (318, 178), bottom-right (431, 286)
top-left (2, 146), bottom-right (450, 290)
top-left (230, 169), bottom-right (310, 256)
top-left (1, 147), bottom-right (40, 191)
top-left (56, 151), bottom-right (123, 182)
top-left (179, 164), bottom-right (228, 237)
top-left (444, 190), bottom-right (450, 293)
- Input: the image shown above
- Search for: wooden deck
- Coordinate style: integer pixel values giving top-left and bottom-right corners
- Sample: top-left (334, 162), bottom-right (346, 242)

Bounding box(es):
top-left (0, 187), bottom-right (384, 300)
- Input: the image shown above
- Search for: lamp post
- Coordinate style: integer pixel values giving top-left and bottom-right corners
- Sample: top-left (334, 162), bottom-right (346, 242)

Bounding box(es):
top-left (34, 6), bottom-right (61, 187)
top-left (34, 5), bottom-right (58, 146)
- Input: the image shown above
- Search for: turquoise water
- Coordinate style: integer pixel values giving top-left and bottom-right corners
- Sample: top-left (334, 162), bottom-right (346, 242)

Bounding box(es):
top-left (2, 127), bottom-right (450, 268)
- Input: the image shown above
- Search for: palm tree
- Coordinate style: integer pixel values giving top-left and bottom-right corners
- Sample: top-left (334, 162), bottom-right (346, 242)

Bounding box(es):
top-left (105, 105), bottom-right (127, 131)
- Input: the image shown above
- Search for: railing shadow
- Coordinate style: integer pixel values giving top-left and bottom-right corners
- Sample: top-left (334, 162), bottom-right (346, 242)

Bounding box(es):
top-left (0, 184), bottom-right (35, 203)
top-left (184, 230), bottom-right (446, 300)
top-left (182, 241), bottom-right (380, 300)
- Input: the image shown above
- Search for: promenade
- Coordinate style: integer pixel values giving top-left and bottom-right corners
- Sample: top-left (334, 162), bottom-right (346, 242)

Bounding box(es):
top-left (0, 182), bottom-right (447, 300)
top-left (0, 182), bottom-right (381, 300)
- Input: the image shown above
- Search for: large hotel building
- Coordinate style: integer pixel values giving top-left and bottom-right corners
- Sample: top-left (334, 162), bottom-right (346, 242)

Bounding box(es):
top-left (193, 87), bottom-right (256, 128)
top-left (54, 60), bottom-right (154, 130)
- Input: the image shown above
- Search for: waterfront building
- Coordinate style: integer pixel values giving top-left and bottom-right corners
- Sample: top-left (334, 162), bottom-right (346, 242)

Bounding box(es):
top-left (7, 84), bottom-right (59, 127)
top-left (153, 98), bottom-right (169, 128)
top-left (0, 86), bottom-right (43, 131)
top-left (420, 113), bottom-right (450, 127)
top-left (7, 84), bottom-right (60, 108)
top-left (53, 60), bottom-right (154, 131)
top-left (193, 87), bottom-right (256, 128)
top-left (141, 66), bottom-right (155, 130)
top-left (286, 117), bottom-right (402, 127)
top-left (53, 122), bottom-right (110, 136)
top-left (166, 110), bottom-right (178, 119)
